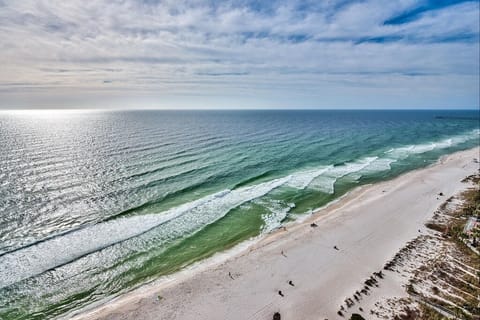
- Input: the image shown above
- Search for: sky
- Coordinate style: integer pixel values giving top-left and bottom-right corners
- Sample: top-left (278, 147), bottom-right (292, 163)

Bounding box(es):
top-left (0, 0), bottom-right (479, 110)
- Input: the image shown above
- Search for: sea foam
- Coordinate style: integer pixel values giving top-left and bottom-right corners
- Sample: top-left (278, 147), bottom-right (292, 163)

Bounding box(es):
top-left (286, 166), bottom-right (332, 189)
top-left (387, 129), bottom-right (479, 159)
top-left (0, 176), bottom-right (291, 288)
top-left (1, 129), bottom-right (477, 289)
top-left (284, 129), bottom-right (478, 194)
top-left (308, 157), bottom-right (378, 193)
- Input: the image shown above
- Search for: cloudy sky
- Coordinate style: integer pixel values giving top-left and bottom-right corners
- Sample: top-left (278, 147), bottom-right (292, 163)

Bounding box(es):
top-left (0, 0), bottom-right (479, 109)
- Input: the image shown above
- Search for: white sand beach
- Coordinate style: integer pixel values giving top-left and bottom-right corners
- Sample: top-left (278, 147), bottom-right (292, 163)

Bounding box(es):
top-left (71, 147), bottom-right (480, 320)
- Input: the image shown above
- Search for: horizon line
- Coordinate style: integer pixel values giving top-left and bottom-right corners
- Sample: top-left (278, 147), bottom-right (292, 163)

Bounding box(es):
top-left (0, 107), bottom-right (479, 112)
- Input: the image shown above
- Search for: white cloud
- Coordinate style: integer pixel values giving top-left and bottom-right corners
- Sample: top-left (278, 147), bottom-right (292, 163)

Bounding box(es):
top-left (0, 0), bottom-right (478, 109)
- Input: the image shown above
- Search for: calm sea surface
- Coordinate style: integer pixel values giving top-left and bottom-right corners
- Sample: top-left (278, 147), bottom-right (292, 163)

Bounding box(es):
top-left (0, 110), bottom-right (478, 319)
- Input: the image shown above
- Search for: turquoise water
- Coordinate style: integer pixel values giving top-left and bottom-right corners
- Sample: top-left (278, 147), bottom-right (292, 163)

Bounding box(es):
top-left (0, 110), bottom-right (478, 319)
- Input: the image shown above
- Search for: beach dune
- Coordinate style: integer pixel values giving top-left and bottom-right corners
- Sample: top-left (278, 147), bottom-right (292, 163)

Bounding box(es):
top-left (71, 147), bottom-right (479, 320)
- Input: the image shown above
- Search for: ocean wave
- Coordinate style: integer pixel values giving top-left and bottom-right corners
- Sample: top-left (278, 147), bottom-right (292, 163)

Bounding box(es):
top-left (1, 128), bottom-right (477, 289)
top-left (387, 129), bottom-right (479, 159)
top-left (0, 176), bottom-right (291, 289)
top-left (233, 170), bottom-right (277, 189)
top-left (285, 157), bottom-right (394, 194)
top-left (258, 199), bottom-right (294, 232)
top-left (283, 129), bottom-right (478, 194)
top-left (360, 157), bottom-right (397, 174)
top-left (286, 166), bottom-right (333, 189)
top-left (307, 157), bottom-right (377, 193)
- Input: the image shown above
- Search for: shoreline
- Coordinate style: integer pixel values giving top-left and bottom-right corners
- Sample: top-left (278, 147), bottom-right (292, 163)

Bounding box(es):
top-left (70, 147), bottom-right (480, 320)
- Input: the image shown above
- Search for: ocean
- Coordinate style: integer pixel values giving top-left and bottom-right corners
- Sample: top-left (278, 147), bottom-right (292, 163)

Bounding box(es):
top-left (0, 109), bottom-right (478, 319)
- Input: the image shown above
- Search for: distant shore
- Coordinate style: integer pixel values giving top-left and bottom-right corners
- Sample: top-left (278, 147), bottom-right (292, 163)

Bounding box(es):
top-left (70, 147), bottom-right (479, 320)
